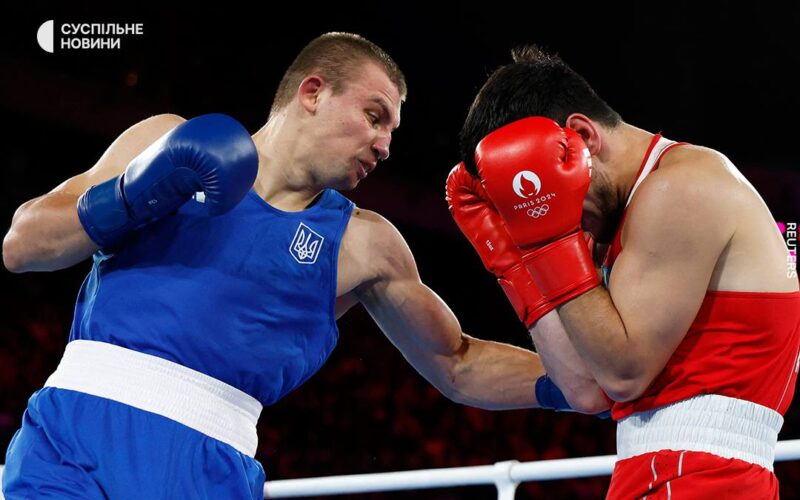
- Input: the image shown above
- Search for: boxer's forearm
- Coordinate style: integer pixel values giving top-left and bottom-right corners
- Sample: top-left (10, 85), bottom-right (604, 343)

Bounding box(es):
top-left (3, 192), bottom-right (99, 272)
top-left (360, 277), bottom-right (535, 410)
top-left (558, 286), bottom-right (644, 401)
top-left (447, 335), bottom-right (544, 410)
top-left (530, 311), bottom-right (611, 413)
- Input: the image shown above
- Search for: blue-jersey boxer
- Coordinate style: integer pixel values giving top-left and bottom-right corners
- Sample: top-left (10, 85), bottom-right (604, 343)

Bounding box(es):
top-left (3, 182), bottom-right (354, 498)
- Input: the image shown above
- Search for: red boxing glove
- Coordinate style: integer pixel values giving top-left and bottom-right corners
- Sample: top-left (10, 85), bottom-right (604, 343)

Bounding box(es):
top-left (475, 117), bottom-right (599, 306)
top-left (446, 162), bottom-right (553, 327)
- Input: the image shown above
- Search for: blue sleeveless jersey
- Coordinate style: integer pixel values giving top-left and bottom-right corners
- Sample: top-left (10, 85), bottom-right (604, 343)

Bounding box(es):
top-left (69, 189), bottom-right (354, 406)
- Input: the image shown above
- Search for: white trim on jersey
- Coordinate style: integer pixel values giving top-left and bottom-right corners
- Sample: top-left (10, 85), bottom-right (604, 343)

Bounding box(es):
top-left (625, 136), bottom-right (677, 208)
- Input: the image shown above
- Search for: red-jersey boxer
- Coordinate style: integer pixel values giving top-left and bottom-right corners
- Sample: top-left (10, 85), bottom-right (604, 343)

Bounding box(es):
top-left (602, 134), bottom-right (799, 499)
top-left (454, 45), bottom-right (800, 498)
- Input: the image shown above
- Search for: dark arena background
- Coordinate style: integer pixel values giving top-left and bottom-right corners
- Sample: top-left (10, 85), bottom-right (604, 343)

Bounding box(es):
top-left (1, 2), bottom-right (799, 498)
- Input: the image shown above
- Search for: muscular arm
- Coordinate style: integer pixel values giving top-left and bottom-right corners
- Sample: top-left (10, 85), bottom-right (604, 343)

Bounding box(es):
top-left (352, 211), bottom-right (545, 410)
top-left (3, 190), bottom-right (99, 272)
top-left (557, 164), bottom-right (734, 401)
top-left (2, 114), bottom-right (185, 272)
top-left (529, 312), bottom-right (611, 413)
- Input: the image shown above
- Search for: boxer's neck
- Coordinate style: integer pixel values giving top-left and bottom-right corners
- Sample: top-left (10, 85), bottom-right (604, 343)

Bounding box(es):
top-left (599, 123), bottom-right (656, 208)
top-left (250, 114), bottom-right (325, 212)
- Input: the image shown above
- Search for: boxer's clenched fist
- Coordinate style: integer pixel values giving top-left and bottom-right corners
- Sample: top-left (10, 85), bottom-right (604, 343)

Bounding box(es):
top-left (446, 162), bottom-right (552, 327)
top-left (475, 117), bottom-right (599, 306)
top-left (77, 114), bottom-right (258, 247)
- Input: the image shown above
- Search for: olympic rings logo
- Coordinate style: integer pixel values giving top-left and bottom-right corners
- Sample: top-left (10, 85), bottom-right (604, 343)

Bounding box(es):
top-left (526, 204), bottom-right (550, 218)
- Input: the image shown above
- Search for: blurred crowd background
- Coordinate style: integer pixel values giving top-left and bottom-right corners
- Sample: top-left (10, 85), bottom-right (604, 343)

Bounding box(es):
top-left (2, 3), bottom-right (798, 498)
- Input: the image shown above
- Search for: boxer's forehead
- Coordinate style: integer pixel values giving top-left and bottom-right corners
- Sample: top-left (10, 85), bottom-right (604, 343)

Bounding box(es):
top-left (346, 61), bottom-right (402, 130)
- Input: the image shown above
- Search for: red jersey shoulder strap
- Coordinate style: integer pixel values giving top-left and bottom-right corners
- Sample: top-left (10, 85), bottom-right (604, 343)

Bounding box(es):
top-left (601, 135), bottom-right (688, 281)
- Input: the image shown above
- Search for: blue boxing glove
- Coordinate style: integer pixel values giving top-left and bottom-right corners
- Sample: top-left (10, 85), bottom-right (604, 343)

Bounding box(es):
top-left (77, 113), bottom-right (258, 248)
top-left (536, 375), bottom-right (611, 419)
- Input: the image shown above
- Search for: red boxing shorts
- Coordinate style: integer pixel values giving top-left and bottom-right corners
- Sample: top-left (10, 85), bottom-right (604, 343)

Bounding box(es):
top-left (607, 450), bottom-right (778, 499)
top-left (607, 394), bottom-right (781, 499)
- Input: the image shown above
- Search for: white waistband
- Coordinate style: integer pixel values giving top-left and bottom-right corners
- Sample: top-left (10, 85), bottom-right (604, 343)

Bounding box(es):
top-left (617, 394), bottom-right (783, 471)
top-left (45, 340), bottom-right (262, 457)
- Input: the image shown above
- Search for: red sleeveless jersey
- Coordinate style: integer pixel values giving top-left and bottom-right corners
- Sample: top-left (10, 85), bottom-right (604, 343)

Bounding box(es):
top-left (602, 135), bottom-right (800, 420)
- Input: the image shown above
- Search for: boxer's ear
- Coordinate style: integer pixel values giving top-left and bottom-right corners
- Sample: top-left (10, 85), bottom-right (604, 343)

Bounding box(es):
top-left (565, 113), bottom-right (602, 156)
top-left (298, 75), bottom-right (325, 113)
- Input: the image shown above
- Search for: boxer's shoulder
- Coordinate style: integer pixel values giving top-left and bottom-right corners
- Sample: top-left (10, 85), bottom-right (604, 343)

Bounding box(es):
top-left (55, 113), bottom-right (187, 196)
top-left (622, 145), bottom-right (737, 249)
top-left (655, 144), bottom-right (740, 189)
top-left (344, 208), bottom-right (414, 273)
top-left (343, 207), bottom-right (398, 242)
top-left (635, 144), bottom-right (740, 208)
top-left (94, 114), bottom-right (186, 170)
top-left (337, 208), bottom-right (416, 294)
top-left (123, 113), bottom-right (186, 138)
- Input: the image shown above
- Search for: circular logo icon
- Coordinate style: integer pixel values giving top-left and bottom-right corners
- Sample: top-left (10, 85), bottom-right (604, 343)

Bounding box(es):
top-left (512, 170), bottom-right (541, 199)
top-left (37, 20), bottom-right (55, 53)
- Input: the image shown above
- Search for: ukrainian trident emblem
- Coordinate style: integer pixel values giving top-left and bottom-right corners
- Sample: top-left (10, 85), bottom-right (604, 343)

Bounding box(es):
top-left (290, 222), bottom-right (324, 264)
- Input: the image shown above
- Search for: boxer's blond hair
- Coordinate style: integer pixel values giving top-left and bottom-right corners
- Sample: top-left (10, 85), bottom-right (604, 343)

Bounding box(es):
top-left (270, 32), bottom-right (406, 115)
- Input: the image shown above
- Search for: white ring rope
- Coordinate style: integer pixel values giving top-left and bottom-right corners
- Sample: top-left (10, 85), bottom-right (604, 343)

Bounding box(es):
top-left (261, 439), bottom-right (800, 498)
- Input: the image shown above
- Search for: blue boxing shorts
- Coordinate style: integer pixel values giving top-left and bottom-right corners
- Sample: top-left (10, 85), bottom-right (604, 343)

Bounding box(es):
top-left (2, 340), bottom-right (265, 499)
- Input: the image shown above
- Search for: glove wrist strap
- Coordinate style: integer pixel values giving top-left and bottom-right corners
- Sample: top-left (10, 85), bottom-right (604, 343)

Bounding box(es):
top-left (523, 231), bottom-right (600, 307)
top-left (77, 175), bottom-right (136, 248)
top-left (497, 263), bottom-right (555, 328)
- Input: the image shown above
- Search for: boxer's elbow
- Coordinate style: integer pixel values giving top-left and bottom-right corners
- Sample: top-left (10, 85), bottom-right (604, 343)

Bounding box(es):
top-left (2, 227), bottom-right (76, 273)
top-left (3, 231), bottom-right (27, 273)
top-left (3, 200), bottom-right (43, 272)
top-left (563, 386), bottom-right (612, 414)
top-left (601, 376), bottom-right (648, 403)
top-left (592, 356), bottom-right (654, 403)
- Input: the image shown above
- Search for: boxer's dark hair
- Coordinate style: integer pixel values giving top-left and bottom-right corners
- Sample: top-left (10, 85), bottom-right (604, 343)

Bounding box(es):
top-left (271, 32), bottom-right (406, 115)
top-left (460, 45), bottom-right (621, 176)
